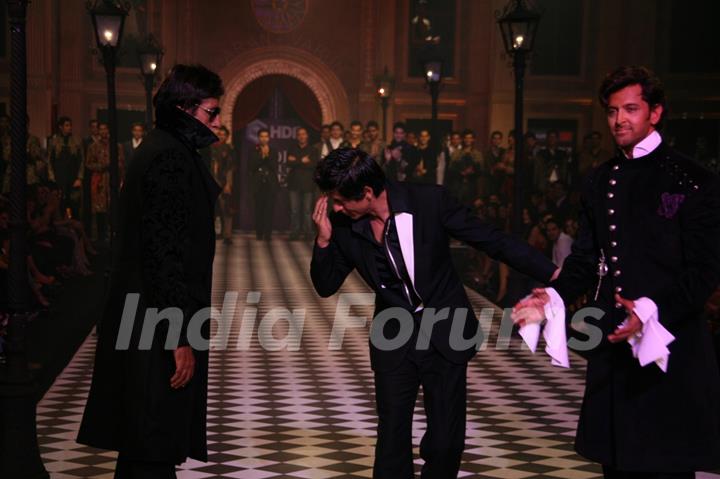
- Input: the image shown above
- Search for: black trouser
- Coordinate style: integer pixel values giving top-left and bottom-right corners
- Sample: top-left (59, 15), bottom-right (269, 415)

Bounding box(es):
top-left (114, 454), bottom-right (176, 479)
top-left (373, 339), bottom-right (467, 479)
top-left (602, 465), bottom-right (694, 479)
top-left (254, 187), bottom-right (276, 240)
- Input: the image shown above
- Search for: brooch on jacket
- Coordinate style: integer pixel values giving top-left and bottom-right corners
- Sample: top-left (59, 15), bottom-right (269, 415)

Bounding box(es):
top-left (657, 192), bottom-right (685, 219)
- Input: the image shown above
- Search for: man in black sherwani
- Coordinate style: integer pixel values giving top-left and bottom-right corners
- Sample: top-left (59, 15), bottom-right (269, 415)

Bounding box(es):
top-left (515, 66), bottom-right (720, 478)
top-left (77, 64), bottom-right (224, 478)
top-left (310, 147), bottom-right (558, 479)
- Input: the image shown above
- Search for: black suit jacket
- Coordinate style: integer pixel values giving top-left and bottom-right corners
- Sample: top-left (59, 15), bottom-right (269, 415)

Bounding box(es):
top-left (311, 180), bottom-right (555, 371)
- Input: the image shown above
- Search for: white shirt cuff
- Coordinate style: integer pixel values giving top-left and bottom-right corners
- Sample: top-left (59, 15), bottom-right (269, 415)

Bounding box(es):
top-left (628, 297), bottom-right (675, 372)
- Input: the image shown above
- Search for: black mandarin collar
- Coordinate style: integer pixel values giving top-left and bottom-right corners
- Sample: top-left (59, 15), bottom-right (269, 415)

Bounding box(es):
top-left (155, 104), bottom-right (219, 152)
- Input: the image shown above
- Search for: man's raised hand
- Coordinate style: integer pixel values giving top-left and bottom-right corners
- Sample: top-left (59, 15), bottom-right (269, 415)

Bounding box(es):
top-left (313, 195), bottom-right (332, 248)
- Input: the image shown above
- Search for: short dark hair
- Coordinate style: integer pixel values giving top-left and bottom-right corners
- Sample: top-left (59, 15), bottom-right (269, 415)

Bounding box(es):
top-left (153, 64), bottom-right (224, 112)
top-left (393, 122), bottom-right (406, 132)
top-left (257, 128), bottom-right (270, 137)
top-left (131, 122), bottom-right (145, 129)
top-left (98, 122), bottom-right (109, 129)
top-left (321, 124), bottom-right (330, 130)
top-left (314, 148), bottom-right (385, 200)
top-left (350, 120), bottom-right (363, 129)
top-left (88, 119), bottom-right (98, 126)
top-left (461, 128), bottom-right (475, 138)
top-left (450, 130), bottom-right (461, 137)
top-left (296, 126), bottom-right (308, 134)
top-left (57, 116), bottom-right (71, 128)
top-left (366, 120), bottom-right (379, 129)
top-left (330, 121), bottom-right (344, 131)
top-left (491, 130), bottom-right (502, 138)
top-left (599, 65), bottom-right (666, 127)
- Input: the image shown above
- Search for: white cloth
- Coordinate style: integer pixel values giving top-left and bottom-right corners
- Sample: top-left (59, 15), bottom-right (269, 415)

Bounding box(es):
top-left (517, 288), bottom-right (569, 368)
top-left (132, 137), bottom-right (142, 149)
top-left (627, 297), bottom-right (675, 372)
top-left (517, 288), bottom-right (674, 372)
top-left (623, 130), bottom-right (661, 159)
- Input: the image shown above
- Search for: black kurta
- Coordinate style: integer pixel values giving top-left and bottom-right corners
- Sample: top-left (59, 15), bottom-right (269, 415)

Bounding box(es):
top-left (552, 142), bottom-right (720, 472)
top-left (77, 105), bottom-right (221, 464)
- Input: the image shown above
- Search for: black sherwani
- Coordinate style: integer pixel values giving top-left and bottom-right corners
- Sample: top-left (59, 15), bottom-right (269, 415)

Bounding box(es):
top-left (77, 105), bottom-right (221, 465)
top-left (552, 142), bottom-right (720, 472)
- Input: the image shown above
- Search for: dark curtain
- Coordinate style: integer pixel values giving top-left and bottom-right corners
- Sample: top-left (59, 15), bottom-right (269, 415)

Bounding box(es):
top-left (232, 75), bottom-right (322, 132)
top-left (278, 76), bottom-right (322, 131)
top-left (231, 76), bottom-right (276, 128)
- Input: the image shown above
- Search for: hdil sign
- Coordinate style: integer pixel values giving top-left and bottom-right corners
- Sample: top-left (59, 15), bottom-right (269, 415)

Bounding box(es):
top-left (270, 126), bottom-right (299, 139)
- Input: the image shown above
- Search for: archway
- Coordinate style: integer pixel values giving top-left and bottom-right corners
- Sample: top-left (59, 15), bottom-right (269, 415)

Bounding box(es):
top-left (218, 46), bottom-right (351, 131)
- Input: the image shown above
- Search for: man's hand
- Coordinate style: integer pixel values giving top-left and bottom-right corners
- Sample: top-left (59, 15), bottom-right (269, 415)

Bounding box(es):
top-left (287, 155), bottom-right (297, 163)
top-left (512, 288), bottom-right (551, 327)
top-left (72, 179), bottom-right (82, 188)
top-left (301, 155), bottom-right (311, 164)
top-left (170, 345), bottom-right (195, 389)
top-left (551, 268), bottom-right (561, 281)
top-left (313, 195), bottom-right (332, 248)
top-left (608, 294), bottom-right (643, 343)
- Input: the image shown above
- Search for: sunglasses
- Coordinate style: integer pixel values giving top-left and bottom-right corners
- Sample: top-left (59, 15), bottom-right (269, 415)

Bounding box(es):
top-left (195, 104), bottom-right (221, 121)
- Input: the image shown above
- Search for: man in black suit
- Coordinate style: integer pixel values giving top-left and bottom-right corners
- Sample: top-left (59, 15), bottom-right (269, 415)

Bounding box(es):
top-left (121, 122), bottom-right (145, 177)
top-left (514, 66), bottom-right (720, 478)
top-left (78, 64), bottom-right (224, 478)
top-left (310, 148), bottom-right (557, 479)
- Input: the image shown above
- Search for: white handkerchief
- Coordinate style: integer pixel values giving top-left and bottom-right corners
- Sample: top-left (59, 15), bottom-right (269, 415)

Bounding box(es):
top-left (517, 288), bottom-right (570, 368)
top-left (628, 297), bottom-right (675, 372)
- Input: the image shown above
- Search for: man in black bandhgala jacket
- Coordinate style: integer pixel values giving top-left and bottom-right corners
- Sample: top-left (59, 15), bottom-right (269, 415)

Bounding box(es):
top-left (77, 64), bottom-right (224, 478)
top-left (515, 66), bottom-right (720, 478)
top-left (310, 148), bottom-right (558, 479)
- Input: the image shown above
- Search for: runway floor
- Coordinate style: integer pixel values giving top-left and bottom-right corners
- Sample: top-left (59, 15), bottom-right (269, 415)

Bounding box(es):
top-left (35, 234), bottom-right (720, 478)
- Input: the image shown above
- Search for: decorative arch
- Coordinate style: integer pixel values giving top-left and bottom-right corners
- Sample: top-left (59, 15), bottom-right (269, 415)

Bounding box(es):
top-left (218, 46), bottom-right (351, 132)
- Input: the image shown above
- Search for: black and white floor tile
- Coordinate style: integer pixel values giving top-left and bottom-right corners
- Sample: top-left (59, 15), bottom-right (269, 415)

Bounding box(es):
top-left (36, 235), bottom-right (720, 478)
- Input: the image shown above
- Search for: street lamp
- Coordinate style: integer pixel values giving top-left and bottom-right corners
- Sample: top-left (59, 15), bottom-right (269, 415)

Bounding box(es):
top-left (496, 0), bottom-right (542, 236)
top-left (138, 34), bottom-right (163, 130)
top-left (0, 1), bottom-right (48, 477)
top-left (374, 66), bottom-right (394, 141)
top-left (420, 42), bottom-right (443, 151)
top-left (88, 0), bottom-right (129, 242)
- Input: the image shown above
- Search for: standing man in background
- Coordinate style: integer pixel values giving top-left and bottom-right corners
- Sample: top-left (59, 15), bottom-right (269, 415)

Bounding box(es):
top-left (287, 127), bottom-right (318, 241)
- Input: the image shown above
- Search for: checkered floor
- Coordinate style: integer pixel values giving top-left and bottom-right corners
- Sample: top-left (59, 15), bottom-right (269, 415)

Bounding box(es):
top-left (36, 234), bottom-right (720, 478)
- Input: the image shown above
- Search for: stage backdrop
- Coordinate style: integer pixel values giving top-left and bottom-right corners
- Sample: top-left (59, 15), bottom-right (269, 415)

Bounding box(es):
top-left (232, 76), bottom-right (321, 231)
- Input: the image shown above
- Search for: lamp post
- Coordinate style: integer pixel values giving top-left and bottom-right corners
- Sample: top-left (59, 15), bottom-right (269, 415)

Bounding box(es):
top-left (375, 66), bottom-right (394, 141)
top-left (0, 1), bottom-right (49, 477)
top-left (88, 0), bottom-right (128, 242)
top-left (137, 34), bottom-right (163, 130)
top-left (496, 0), bottom-right (542, 236)
top-left (421, 43), bottom-right (443, 152)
